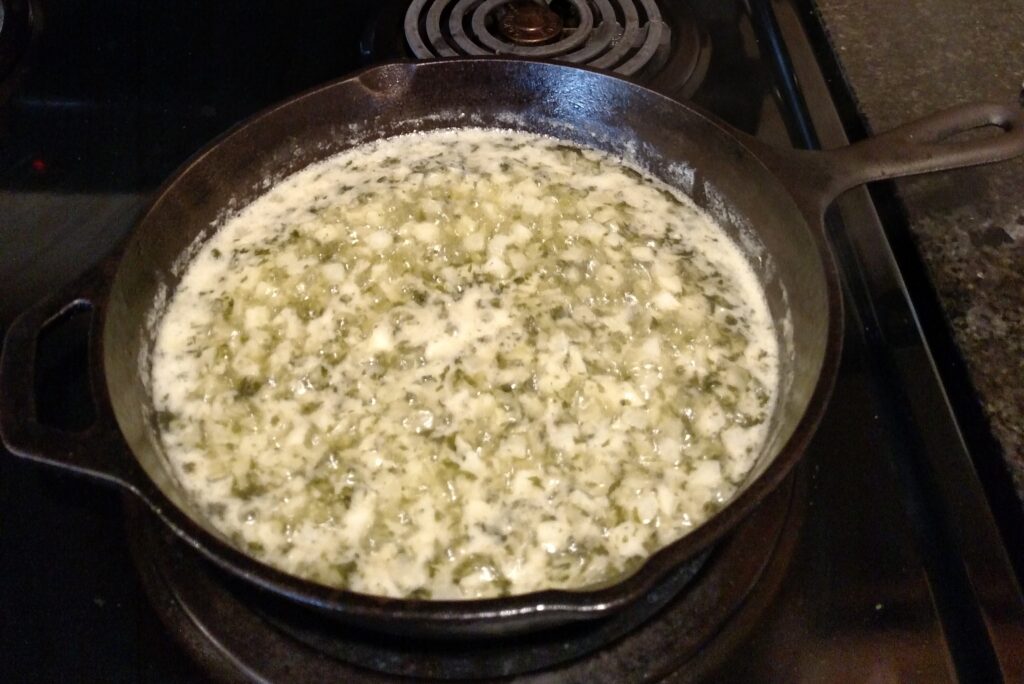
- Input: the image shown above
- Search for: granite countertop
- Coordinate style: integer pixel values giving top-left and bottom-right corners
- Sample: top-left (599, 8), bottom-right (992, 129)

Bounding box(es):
top-left (811, 0), bottom-right (1024, 498)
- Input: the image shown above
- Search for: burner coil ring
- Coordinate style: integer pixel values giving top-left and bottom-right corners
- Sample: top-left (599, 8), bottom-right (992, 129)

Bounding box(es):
top-left (405, 0), bottom-right (671, 77)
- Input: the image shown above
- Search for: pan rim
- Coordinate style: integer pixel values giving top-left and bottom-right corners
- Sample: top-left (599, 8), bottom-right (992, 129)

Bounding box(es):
top-left (100, 57), bottom-right (844, 633)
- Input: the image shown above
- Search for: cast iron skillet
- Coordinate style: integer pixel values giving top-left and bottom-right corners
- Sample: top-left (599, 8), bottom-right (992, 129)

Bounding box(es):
top-left (2, 59), bottom-right (1023, 638)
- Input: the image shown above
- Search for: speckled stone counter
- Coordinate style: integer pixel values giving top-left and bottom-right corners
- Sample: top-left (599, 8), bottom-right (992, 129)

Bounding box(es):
top-left (812, 1), bottom-right (1024, 496)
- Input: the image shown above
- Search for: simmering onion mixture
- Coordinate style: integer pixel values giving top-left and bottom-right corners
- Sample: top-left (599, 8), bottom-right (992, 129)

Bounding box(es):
top-left (151, 129), bottom-right (778, 599)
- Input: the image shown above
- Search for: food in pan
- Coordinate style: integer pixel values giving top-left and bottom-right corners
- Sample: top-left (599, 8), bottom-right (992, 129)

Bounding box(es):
top-left (150, 128), bottom-right (779, 599)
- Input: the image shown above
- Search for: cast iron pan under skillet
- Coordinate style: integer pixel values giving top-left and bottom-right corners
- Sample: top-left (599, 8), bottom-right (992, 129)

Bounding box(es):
top-left (2, 59), bottom-right (1023, 639)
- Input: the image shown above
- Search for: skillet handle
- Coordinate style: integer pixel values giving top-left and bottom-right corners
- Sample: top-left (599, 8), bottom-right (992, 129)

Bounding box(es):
top-left (0, 271), bottom-right (135, 489)
top-left (762, 102), bottom-right (1024, 215)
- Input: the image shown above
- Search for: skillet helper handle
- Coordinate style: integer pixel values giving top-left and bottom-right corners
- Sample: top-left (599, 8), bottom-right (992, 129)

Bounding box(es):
top-left (0, 275), bottom-right (128, 486)
top-left (769, 102), bottom-right (1024, 214)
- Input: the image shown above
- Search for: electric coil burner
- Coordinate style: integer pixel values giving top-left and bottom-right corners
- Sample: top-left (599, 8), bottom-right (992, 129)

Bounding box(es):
top-left (363, 0), bottom-right (710, 97)
top-left (405, 0), bottom-right (668, 69)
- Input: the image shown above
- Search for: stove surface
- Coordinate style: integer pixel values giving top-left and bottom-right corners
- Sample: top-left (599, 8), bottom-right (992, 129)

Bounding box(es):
top-left (2, 1), bottom-right (1021, 682)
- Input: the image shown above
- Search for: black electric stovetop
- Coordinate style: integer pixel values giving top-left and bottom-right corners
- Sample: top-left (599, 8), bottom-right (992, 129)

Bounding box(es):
top-left (2, 1), bottom-right (1021, 681)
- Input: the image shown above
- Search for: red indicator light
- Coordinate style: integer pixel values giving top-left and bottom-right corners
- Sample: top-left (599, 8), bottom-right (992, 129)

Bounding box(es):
top-left (31, 158), bottom-right (47, 174)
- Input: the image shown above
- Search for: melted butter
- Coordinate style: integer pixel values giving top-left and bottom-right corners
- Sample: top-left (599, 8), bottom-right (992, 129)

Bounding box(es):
top-left (151, 128), bottom-right (779, 599)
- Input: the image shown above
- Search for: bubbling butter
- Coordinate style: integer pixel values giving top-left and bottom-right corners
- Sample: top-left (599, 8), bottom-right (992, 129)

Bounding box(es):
top-left (150, 128), bottom-right (779, 599)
